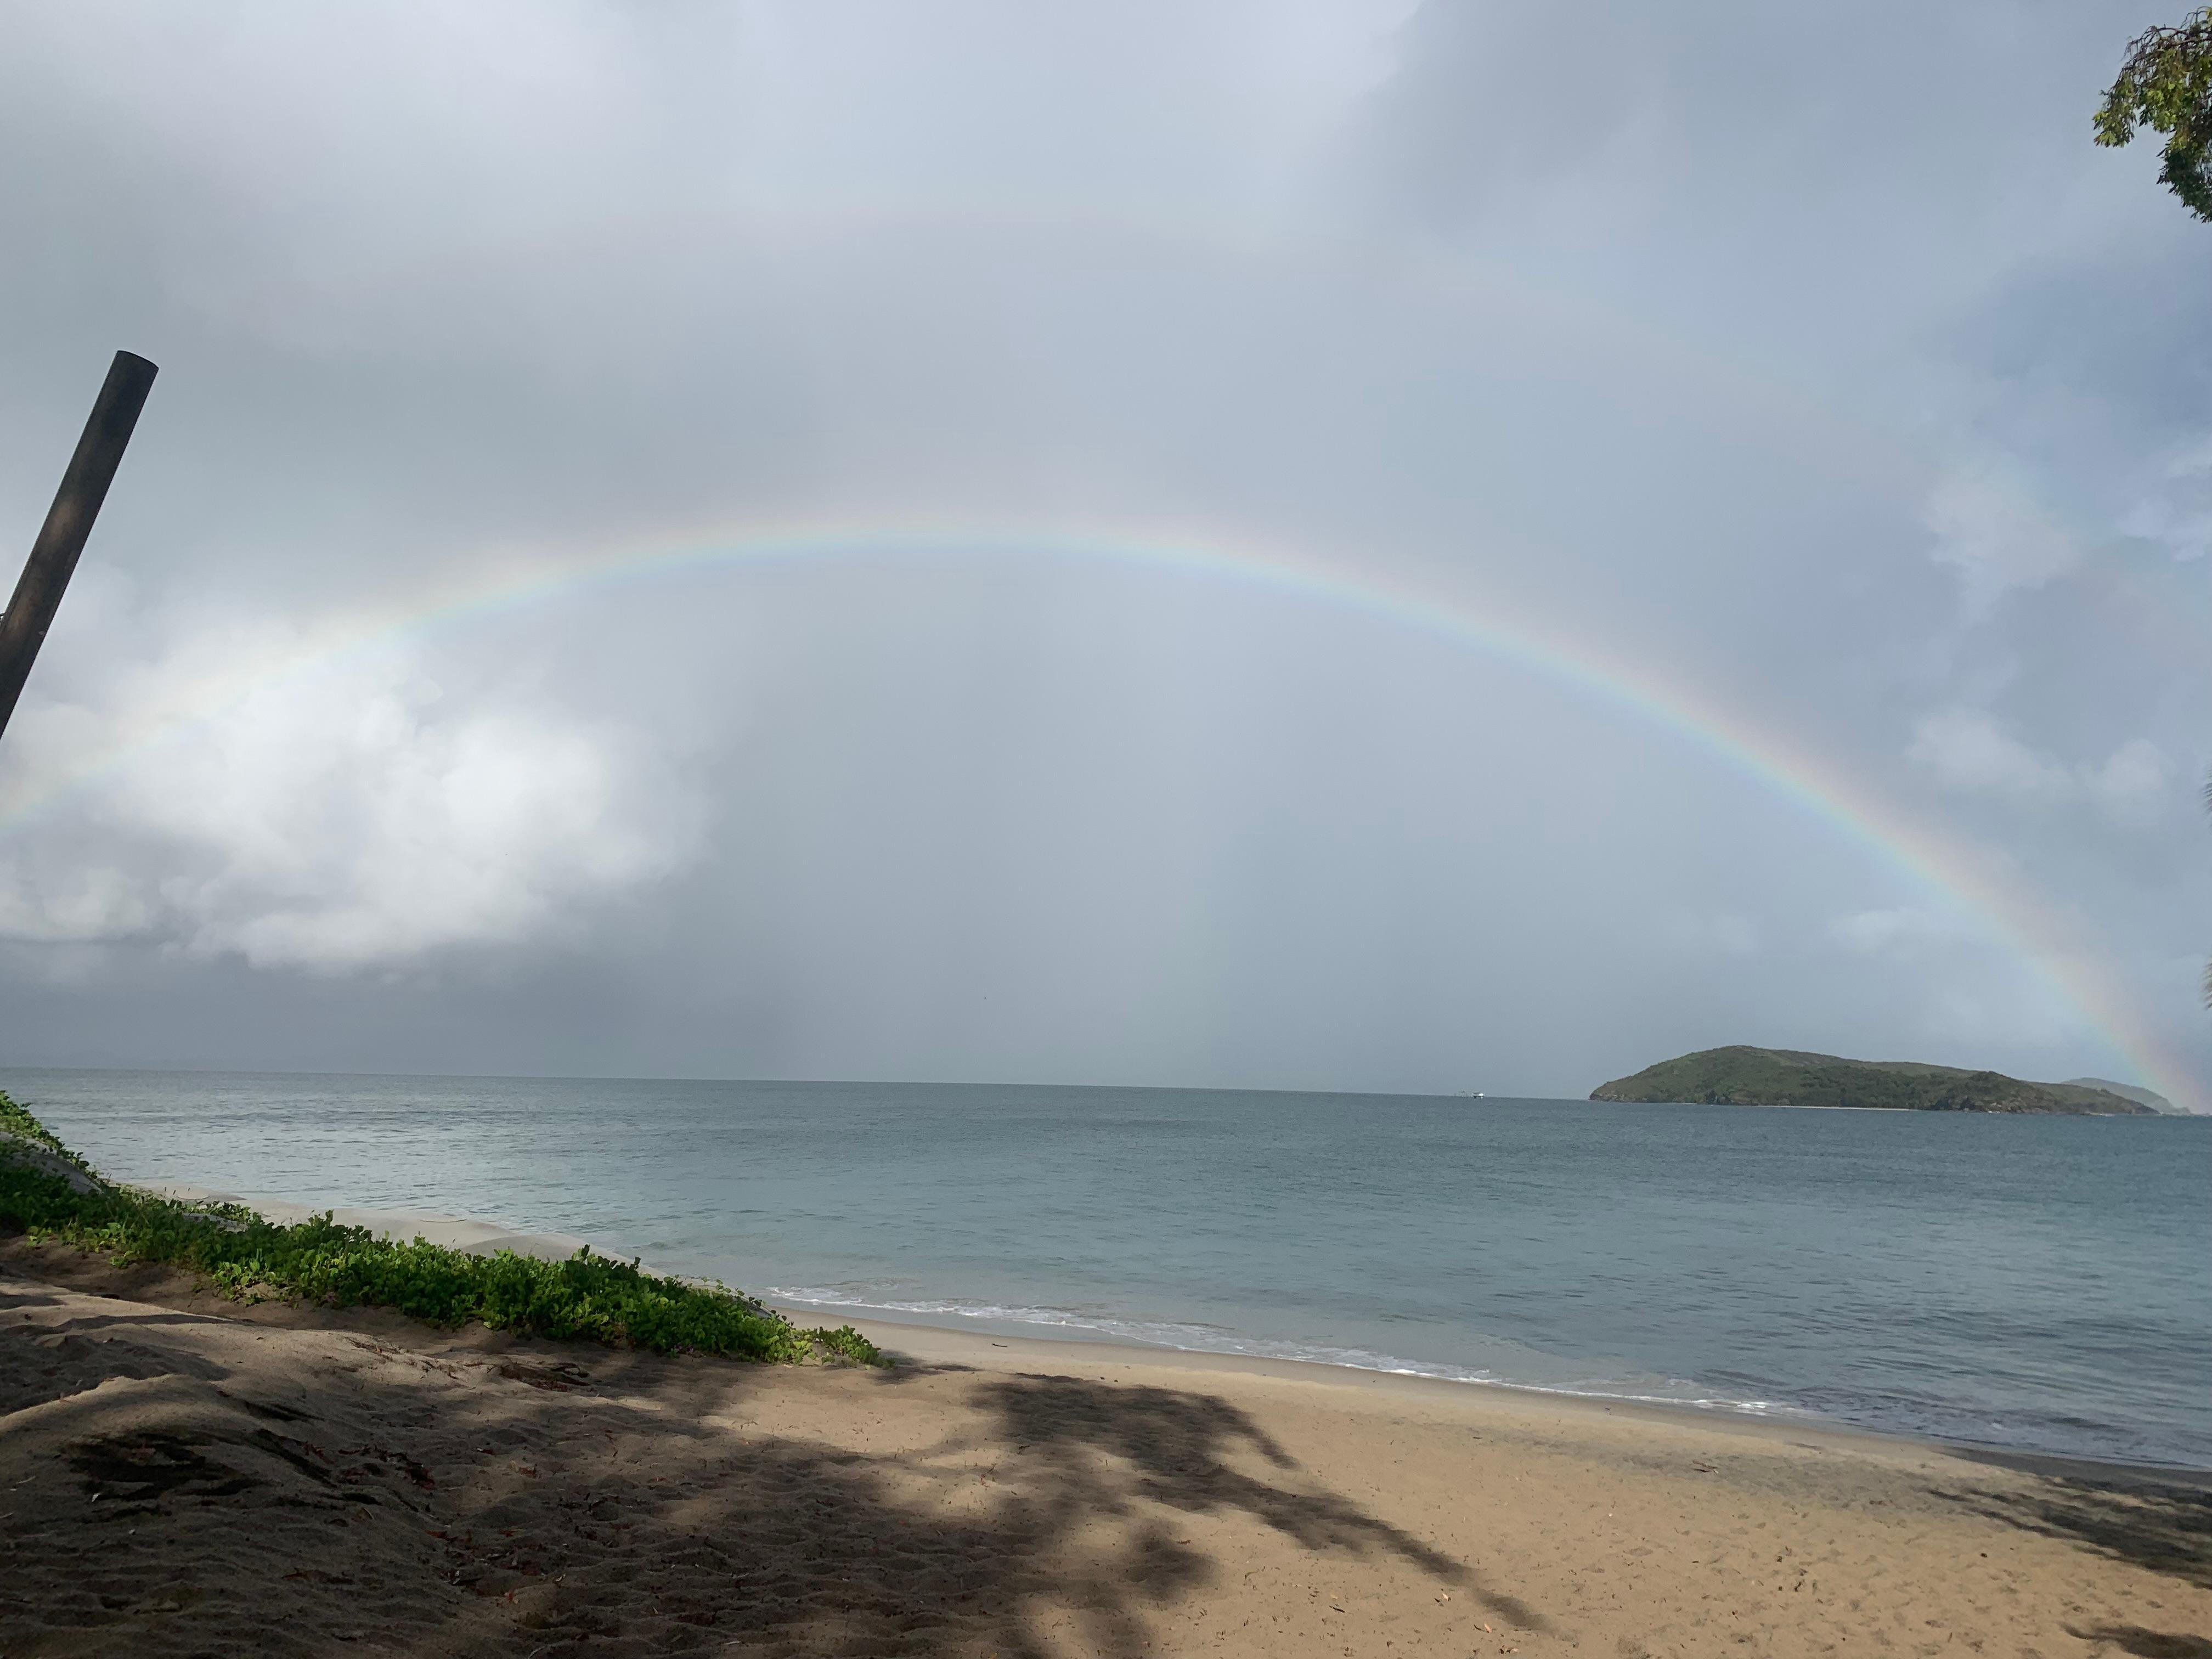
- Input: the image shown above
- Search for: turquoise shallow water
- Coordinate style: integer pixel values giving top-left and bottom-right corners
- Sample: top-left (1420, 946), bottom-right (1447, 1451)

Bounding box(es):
top-left (7, 1067), bottom-right (2208, 1469)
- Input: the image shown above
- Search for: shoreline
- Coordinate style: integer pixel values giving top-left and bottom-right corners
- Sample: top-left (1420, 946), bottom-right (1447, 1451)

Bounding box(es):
top-left (134, 1178), bottom-right (2212, 1485)
top-left (793, 1299), bottom-right (2212, 1491)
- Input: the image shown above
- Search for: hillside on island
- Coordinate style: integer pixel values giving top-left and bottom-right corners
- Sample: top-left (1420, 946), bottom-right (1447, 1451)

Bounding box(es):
top-left (1590, 1047), bottom-right (2158, 1115)
top-left (2062, 1076), bottom-right (2179, 1113)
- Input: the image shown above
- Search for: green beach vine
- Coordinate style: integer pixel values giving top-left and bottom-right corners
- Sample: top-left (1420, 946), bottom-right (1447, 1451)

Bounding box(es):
top-left (0, 1090), bottom-right (881, 1367)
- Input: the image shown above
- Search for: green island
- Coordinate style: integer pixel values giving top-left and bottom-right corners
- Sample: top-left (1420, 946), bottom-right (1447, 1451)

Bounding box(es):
top-left (0, 1091), bottom-right (882, 1365)
top-left (1589, 1046), bottom-right (2167, 1115)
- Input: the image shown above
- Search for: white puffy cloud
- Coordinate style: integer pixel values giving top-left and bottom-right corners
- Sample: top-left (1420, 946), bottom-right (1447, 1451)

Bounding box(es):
top-left (0, 606), bottom-right (699, 970)
top-left (2119, 432), bottom-right (2212, 563)
top-left (1907, 710), bottom-right (2175, 828)
top-left (1922, 472), bottom-right (2082, 615)
top-left (2089, 737), bottom-right (2173, 827)
top-left (0, 864), bottom-right (155, 945)
top-left (1906, 708), bottom-right (2070, 798)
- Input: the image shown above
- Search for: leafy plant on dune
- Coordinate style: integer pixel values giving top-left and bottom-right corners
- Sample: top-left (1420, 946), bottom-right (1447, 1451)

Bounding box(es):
top-left (1, 1091), bottom-right (82, 1159)
top-left (0, 1091), bottom-right (881, 1367)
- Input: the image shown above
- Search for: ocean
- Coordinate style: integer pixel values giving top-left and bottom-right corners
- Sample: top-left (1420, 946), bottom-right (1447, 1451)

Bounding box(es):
top-left (5, 1068), bottom-right (2207, 1470)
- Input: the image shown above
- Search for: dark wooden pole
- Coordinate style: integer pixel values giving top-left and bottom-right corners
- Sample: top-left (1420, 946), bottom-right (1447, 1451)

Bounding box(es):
top-left (0, 350), bottom-right (159, 742)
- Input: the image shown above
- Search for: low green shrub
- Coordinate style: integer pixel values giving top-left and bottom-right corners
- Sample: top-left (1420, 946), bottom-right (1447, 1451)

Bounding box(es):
top-left (0, 1090), bottom-right (881, 1367)
top-left (0, 1090), bottom-right (81, 1160)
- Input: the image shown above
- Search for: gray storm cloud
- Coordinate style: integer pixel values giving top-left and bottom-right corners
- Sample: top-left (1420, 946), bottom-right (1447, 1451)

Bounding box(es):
top-left (0, 1), bottom-right (2203, 1103)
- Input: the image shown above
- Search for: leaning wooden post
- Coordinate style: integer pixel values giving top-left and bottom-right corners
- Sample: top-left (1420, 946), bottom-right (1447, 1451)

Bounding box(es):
top-left (0, 350), bottom-right (159, 742)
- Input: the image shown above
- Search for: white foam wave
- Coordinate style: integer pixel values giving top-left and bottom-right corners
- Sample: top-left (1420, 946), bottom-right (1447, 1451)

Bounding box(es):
top-left (768, 1285), bottom-right (1791, 1416)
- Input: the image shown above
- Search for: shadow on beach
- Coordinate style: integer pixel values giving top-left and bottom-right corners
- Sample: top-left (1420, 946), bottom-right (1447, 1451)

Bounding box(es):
top-left (1931, 1465), bottom-right (2212, 1593)
top-left (0, 1244), bottom-right (1533, 1658)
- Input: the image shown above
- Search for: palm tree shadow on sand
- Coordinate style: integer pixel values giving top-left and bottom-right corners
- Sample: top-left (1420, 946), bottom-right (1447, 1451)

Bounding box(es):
top-left (429, 1365), bottom-right (1549, 1658)
top-left (0, 1257), bottom-right (1548, 1658)
top-left (1931, 1465), bottom-right (2212, 1592)
top-left (1929, 1456), bottom-right (2212, 1659)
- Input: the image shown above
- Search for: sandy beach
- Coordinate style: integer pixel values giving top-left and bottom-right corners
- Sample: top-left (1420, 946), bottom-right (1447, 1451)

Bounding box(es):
top-left (3, 1226), bottom-right (2209, 1659)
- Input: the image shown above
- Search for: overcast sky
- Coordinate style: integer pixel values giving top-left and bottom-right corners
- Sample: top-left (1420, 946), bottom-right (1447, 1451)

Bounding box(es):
top-left (0, 1), bottom-right (2204, 1106)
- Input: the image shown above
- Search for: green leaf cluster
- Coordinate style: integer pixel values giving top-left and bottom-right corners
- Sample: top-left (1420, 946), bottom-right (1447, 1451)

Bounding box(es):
top-left (2096, 8), bottom-right (2212, 221)
top-left (0, 1091), bottom-right (881, 1367)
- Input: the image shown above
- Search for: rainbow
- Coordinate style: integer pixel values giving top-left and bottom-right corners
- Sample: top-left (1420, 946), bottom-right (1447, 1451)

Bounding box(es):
top-left (2, 516), bottom-right (2200, 1110)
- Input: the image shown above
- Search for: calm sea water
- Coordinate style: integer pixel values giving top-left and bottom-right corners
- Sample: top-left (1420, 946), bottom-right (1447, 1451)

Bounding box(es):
top-left (6, 1068), bottom-right (2207, 1469)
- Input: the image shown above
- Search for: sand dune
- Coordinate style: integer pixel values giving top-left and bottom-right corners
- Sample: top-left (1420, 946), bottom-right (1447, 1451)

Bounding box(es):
top-left (3, 1238), bottom-right (2208, 1658)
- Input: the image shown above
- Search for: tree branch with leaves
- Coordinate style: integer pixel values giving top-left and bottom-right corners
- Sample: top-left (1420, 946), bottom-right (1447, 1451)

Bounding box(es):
top-left (2096, 8), bottom-right (2212, 221)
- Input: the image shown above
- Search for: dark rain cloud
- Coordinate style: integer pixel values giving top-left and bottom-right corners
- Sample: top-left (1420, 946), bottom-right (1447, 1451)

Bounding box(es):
top-left (0, 1), bottom-right (2202, 1103)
